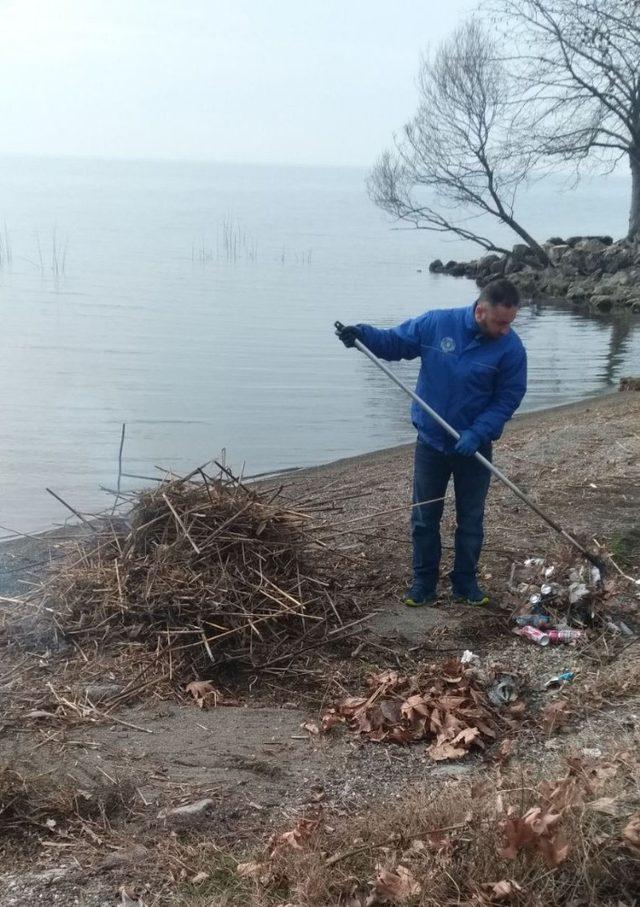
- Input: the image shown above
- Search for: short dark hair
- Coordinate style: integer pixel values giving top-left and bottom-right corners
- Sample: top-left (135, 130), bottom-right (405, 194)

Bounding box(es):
top-left (478, 279), bottom-right (520, 308)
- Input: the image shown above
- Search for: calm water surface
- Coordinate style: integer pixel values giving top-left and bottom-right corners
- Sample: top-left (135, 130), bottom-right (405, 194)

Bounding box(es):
top-left (0, 157), bottom-right (638, 532)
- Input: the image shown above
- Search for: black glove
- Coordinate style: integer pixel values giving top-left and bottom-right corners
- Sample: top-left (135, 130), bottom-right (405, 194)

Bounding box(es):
top-left (335, 323), bottom-right (361, 348)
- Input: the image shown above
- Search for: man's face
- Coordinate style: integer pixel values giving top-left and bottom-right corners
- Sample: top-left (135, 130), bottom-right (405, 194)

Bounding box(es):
top-left (475, 300), bottom-right (518, 339)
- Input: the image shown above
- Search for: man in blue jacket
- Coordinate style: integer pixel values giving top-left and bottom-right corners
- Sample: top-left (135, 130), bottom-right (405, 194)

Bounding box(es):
top-left (336, 279), bottom-right (527, 607)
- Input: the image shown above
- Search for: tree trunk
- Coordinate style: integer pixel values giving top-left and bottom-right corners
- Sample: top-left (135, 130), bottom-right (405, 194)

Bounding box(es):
top-left (628, 151), bottom-right (640, 241)
top-left (501, 215), bottom-right (552, 267)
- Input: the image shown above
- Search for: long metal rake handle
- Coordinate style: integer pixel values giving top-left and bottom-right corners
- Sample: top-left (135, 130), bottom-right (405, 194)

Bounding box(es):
top-left (336, 321), bottom-right (604, 572)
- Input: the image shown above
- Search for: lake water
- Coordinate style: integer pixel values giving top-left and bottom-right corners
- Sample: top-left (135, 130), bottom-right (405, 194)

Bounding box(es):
top-left (0, 156), bottom-right (639, 533)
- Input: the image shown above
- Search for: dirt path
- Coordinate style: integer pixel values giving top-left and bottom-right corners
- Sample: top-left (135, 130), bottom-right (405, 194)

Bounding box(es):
top-left (0, 391), bottom-right (638, 905)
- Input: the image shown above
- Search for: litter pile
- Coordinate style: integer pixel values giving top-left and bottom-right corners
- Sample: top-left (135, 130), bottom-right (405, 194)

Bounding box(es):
top-left (42, 467), bottom-right (357, 681)
top-left (508, 557), bottom-right (608, 646)
top-left (322, 662), bottom-right (514, 760)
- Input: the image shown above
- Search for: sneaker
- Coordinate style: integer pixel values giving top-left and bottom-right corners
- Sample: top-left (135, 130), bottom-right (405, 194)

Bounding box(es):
top-left (452, 585), bottom-right (491, 606)
top-left (404, 583), bottom-right (437, 608)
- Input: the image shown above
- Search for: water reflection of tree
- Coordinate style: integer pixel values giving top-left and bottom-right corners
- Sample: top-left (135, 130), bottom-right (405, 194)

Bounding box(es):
top-left (539, 299), bottom-right (635, 389)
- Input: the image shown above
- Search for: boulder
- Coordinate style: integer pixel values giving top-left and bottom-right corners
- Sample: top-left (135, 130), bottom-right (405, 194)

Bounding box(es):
top-left (429, 259), bottom-right (443, 273)
top-left (546, 236), bottom-right (565, 246)
top-left (449, 263), bottom-right (467, 277)
top-left (479, 253), bottom-right (500, 270)
top-left (548, 244), bottom-right (570, 265)
top-left (590, 295), bottom-right (614, 313)
top-left (158, 798), bottom-right (215, 826)
top-left (444, 260), bottom-right (457, 271)
top-left (540, 275), bottom-right (570, 297)
top-left (489, 258), bottom-right (506, 276)
top-left (602, 245), bottom-right (634, 272)
top-left (566, 235), bottom-right (613, 247)
top-left (504, 257), bottom-right (524, 275)
top-left (598, 271), bottom-right (634, 291)
top-left (566, 281), bottom-right (593, 304)
top-left (511, 243), bottom-right (532, 261)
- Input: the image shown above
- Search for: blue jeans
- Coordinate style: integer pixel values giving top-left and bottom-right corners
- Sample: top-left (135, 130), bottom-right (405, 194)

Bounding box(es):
top-left (411, 439), bottom-right (492, 592)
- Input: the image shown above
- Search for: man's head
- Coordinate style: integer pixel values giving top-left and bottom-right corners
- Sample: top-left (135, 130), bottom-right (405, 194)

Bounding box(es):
top-left (474, 279), bottom-right (520, 340)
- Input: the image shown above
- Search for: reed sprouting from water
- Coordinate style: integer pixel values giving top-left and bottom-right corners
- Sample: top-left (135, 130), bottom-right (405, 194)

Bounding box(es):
top-left (35, 229), bottom-right (69, 276)
top-left (0, 223), bottom-right (12, 268)
top-left (192, 215), bottom-right (258, 264)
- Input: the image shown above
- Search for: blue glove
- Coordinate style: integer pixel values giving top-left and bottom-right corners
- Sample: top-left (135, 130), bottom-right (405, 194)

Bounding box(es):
top-left (454, 429), bottom-right (481, 456)
top-left (335, 324), bottom-right (362, 348)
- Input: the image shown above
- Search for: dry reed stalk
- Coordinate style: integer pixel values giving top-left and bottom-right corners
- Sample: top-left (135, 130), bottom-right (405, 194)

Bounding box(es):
top-left (40, 465), bottom-right (359, 684)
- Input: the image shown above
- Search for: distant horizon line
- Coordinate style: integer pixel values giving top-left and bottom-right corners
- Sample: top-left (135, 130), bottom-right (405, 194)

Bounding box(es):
top-left (0, 150), bottom-right (374, 171)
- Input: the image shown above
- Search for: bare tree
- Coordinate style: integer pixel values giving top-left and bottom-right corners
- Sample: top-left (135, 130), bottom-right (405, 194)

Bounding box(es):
top-left (369, 19), bottom-right (551, 264)
top-left (490, 0), bottom-right (640, 239)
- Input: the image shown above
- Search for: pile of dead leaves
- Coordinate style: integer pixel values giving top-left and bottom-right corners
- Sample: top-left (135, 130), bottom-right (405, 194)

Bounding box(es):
top-left (322, 662), bottom-right (518, 761)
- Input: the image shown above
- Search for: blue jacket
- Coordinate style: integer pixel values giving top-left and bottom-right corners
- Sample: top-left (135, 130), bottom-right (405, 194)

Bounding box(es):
top-left (358, 304), bottom-right (527, 452)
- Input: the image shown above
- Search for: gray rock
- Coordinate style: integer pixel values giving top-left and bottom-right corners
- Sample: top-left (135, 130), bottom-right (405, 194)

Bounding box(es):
top-left (566, 234), bottom-right (613, 247)
top-left (566, 282), bottom-right (593, 304)
top-left (428, 259), bottom-right (443, 273)
top-left (574, 238), bottom-right (607, 253)
top-left (478, 253), bottom-right (500, 270)
top-left (99, 844), bottom-right (148, 870)
top-left (511, 243), bottom-right (532, 261)
top-left (590, 295), bottom-right (614, 313)
top-left (548, 244), bottom-right (570, 265)
top-left (504, 257), bottom-right (523, 275)
top-left (157, 798), bottom-right (215, 825)
top-left (85, 683), bottom-right (124, 702)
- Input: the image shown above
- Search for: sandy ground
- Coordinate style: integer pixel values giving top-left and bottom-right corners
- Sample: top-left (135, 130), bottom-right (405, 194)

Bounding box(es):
top-left (0, 390), bottom-right (639, 905)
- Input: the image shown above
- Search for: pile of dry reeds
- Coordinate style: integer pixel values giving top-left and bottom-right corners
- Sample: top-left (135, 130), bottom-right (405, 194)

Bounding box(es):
top-left (43, 466), bottom-right (359, 682)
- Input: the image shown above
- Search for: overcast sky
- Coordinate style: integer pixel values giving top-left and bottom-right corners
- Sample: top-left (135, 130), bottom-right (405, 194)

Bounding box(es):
top-left (0, 0), bottom-right (477, 167)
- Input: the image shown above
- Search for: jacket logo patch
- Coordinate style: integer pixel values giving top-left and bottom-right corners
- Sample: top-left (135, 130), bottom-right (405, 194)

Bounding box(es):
top-left (440, 337), bottom-right (455, 353)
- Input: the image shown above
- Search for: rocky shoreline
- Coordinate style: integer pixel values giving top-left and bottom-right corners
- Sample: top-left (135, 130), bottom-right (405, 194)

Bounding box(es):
top-left (429, 235), bottom-right (640, 313)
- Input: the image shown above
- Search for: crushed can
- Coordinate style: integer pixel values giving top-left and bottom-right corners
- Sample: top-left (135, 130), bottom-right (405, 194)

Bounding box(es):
top-left (514, 613), bottom-right (551, 628)
top-left (514, 625), bottom-right (550, 646)
top-left (544, 671), bottom-right (575, 690)
top-left (488, 675), bottom-right (519, 707)
top-left (548, 629), bottom-right (584, 645)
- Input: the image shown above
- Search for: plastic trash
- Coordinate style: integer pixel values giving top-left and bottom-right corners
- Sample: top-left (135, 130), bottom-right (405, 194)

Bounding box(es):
top-left (514, 613), bottom-right (551, 628)
top-left (548, 629), bottom-right (584, 645)
top-left (543, 671), bottom-right (575, 690)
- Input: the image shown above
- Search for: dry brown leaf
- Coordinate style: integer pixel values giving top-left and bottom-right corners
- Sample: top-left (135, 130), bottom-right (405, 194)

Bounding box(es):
top-left (270, 817), bottom-right (319, 855)
top-left (427, 741), bottom-right (467, 762)
top-left (185, 680), bottom-right (221, 708)
top-left (496, 739), bottom-right (515, 763)
top-left (373, 865), bottom-right (421, 902)
top-left (589, 796), bottom-right (624, 816)
top-left (622, 814), bottom-right (640, 852)
top-left (536, 834), bottom-right (570, 867)
top-left (540, 699), bottom-right (569, 733)
top-left (452, 726), bottom-right (481, 747)
top-left (524, 806), bottom-right (562, 836)
top-left (190, 871), bottom-right (209, 884)
top-left (483, 879), bottom-right (523, 901)
top-left (321, 710), bottom-right (344, 732)
top-left (236, 861), bottom-right (265, 878)
top-left (401, 694), bottom-right (430, 720)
